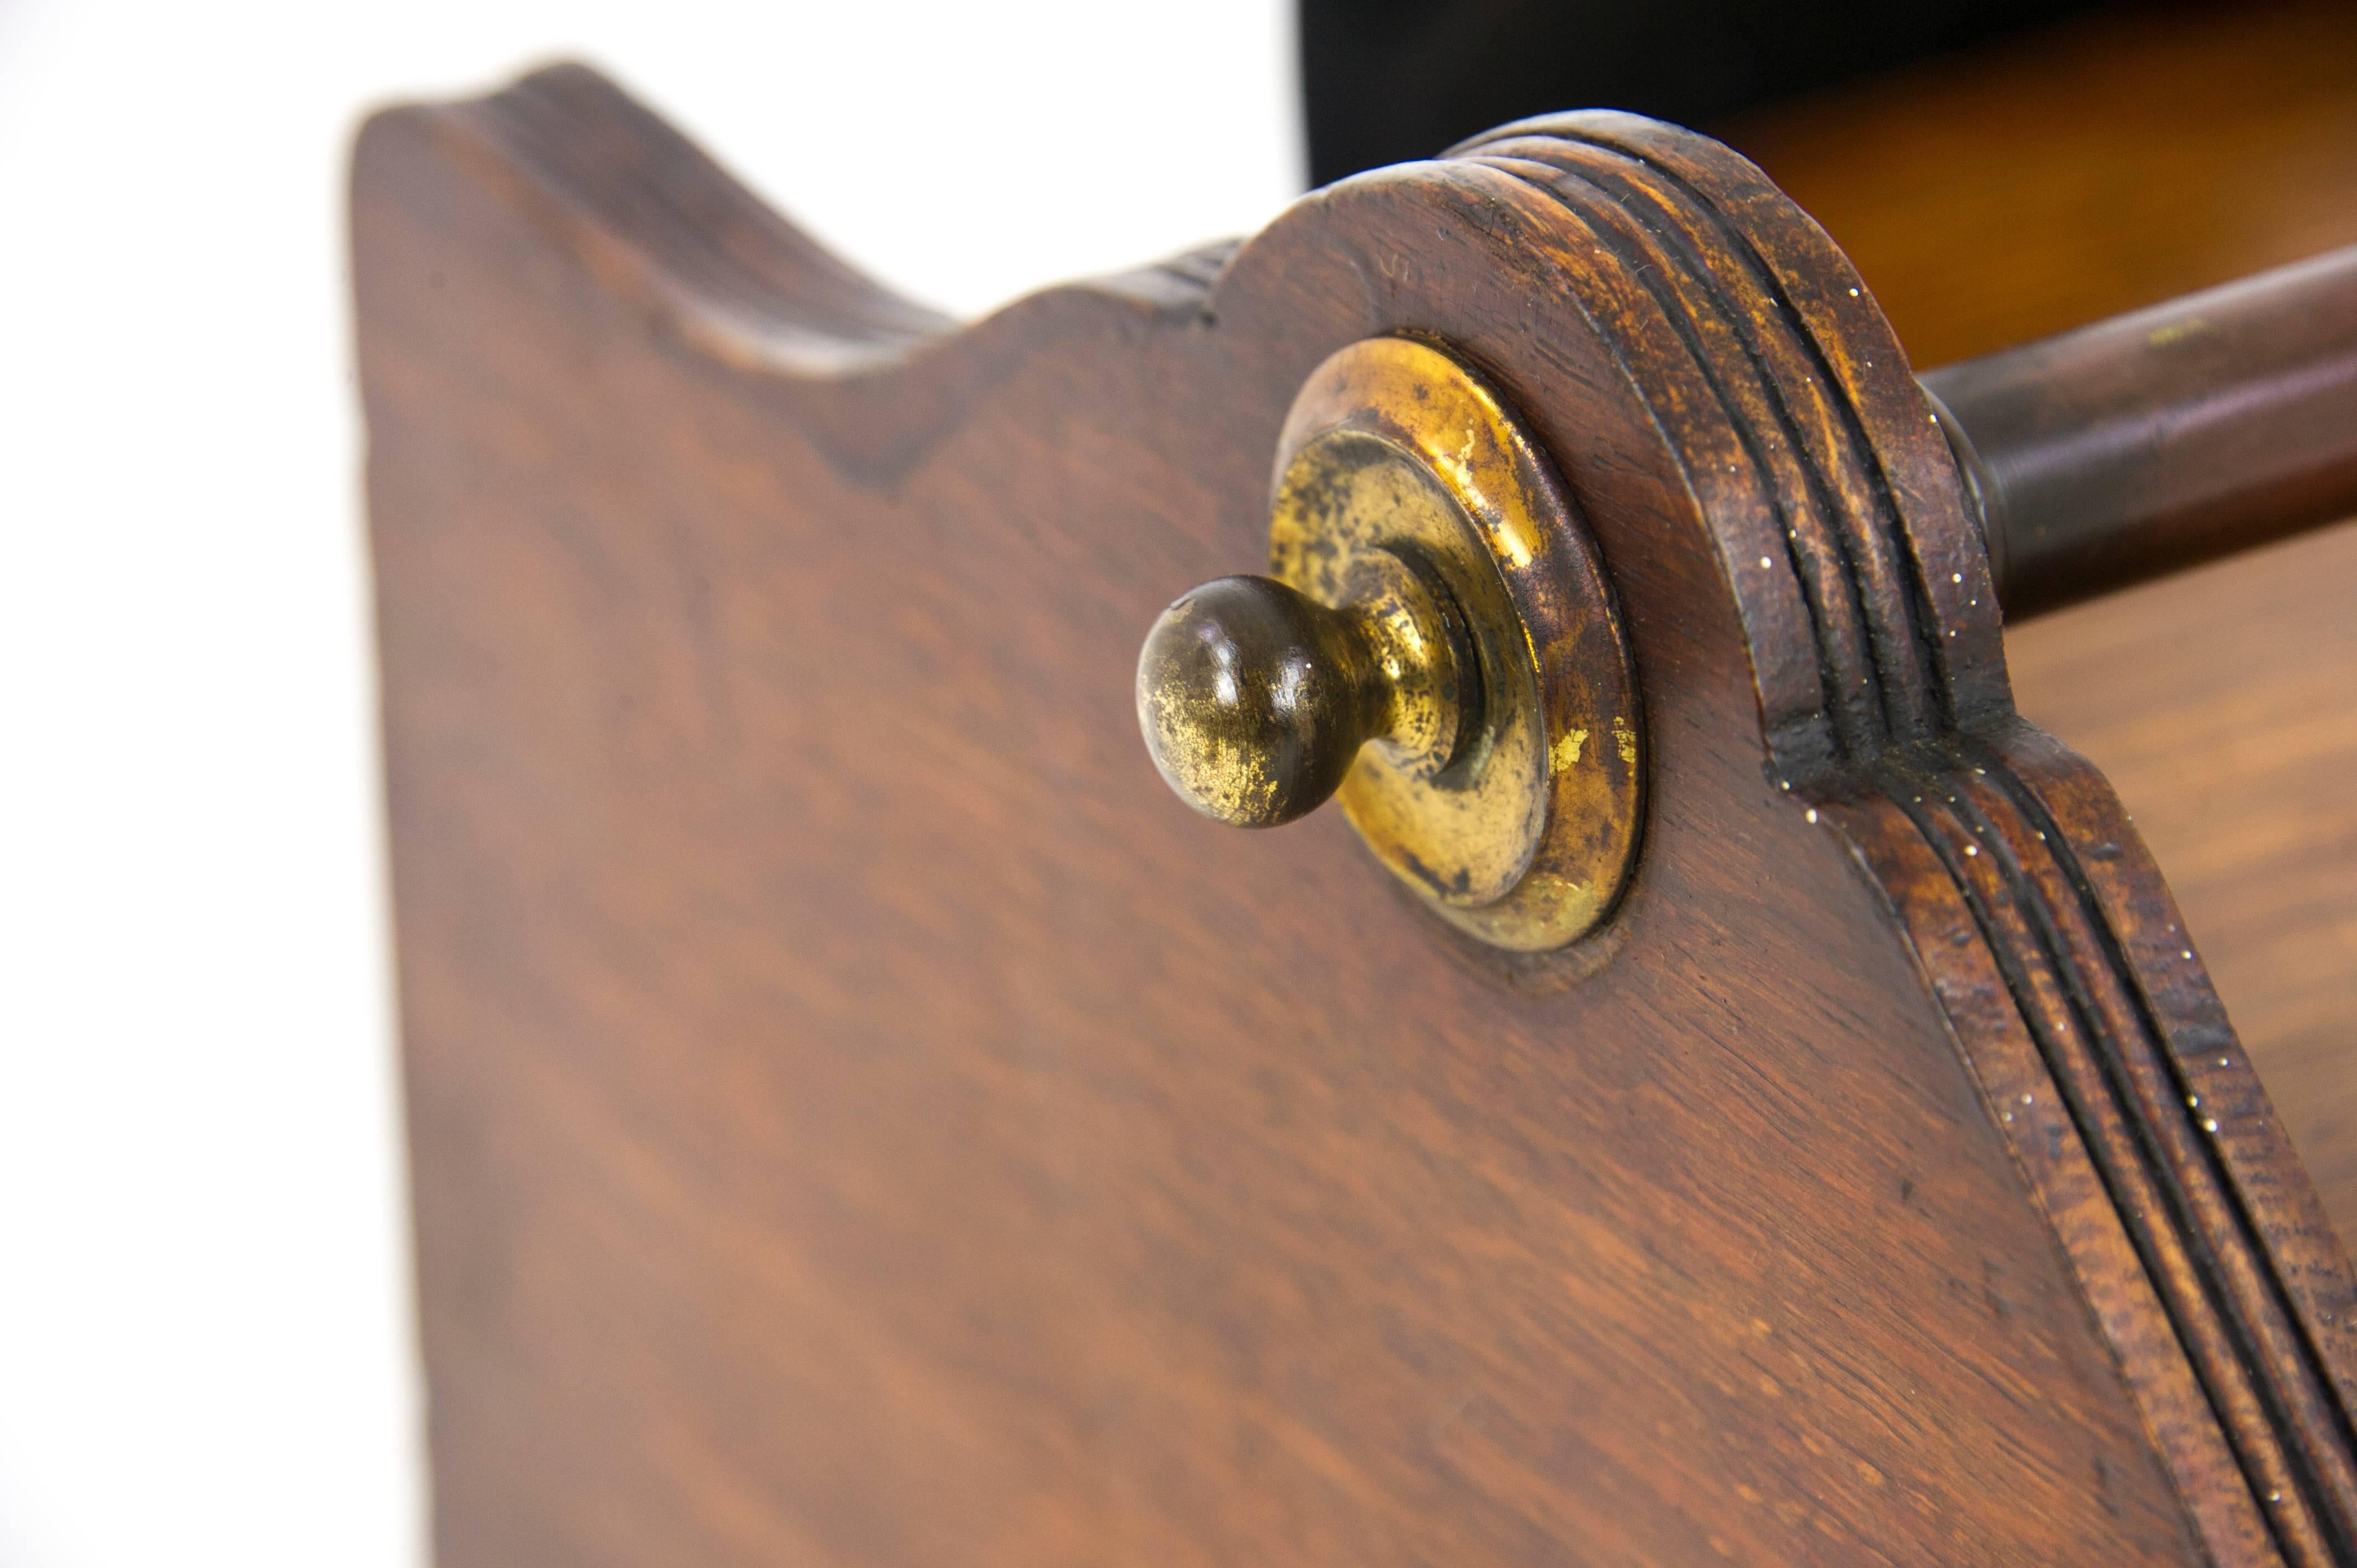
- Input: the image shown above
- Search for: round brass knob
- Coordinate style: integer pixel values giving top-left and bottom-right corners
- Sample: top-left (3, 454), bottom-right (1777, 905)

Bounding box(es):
top-left (1135, 551), bottom-right (1474, 828)
top-left (1133, 335), bottom-right (1643, 955)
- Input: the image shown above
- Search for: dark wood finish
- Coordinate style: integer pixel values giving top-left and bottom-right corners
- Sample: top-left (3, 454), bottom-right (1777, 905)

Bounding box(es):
top-left (1922, 246), bottom-right (2357, 617)
top-left (1828, 730), bottom-right (2357, 1564)
top-left (358, 43), bottom-right (2356, 1568)
top-left (1728, 0), bottom-right (2357, 1262)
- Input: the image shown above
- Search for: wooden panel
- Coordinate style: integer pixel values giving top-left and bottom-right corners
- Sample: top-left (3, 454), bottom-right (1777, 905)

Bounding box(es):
top-left (360, 68), bottom-right (2235, 1567)
top-left (1732, 0), bottom-right (2357, 1251)
top-left (362, 12), bottom-right (2357, 1561)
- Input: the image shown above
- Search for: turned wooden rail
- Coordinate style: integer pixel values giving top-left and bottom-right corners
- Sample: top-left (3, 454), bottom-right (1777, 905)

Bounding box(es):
top-left (1926, 245), bottom-right (2357, 618)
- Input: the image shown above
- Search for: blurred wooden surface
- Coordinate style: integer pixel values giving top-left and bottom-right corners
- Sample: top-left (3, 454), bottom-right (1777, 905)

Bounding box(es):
top-left (1731, 3), bottom-right (2357, 369)
top-left (1735, 0), bottom-right (2357, 1253)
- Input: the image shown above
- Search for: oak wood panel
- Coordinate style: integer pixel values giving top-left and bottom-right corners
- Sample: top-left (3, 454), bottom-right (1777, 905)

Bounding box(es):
top-left (1731, 0), bottom-right (2357, 1256)
top-left (359, 67), bottom-right (2231, 1567)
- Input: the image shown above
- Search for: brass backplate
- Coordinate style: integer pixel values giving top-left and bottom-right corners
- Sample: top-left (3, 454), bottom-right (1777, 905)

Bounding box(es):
top-left (1268, 337), bottom-right (1643, 952)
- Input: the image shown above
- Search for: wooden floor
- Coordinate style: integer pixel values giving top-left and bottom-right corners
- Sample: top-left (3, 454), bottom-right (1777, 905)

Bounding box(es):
top-left (1730, 0), bottom-right (2357, 1244)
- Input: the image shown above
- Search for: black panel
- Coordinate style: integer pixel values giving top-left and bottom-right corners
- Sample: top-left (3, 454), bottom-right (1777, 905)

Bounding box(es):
top-left (1300, 0), bottom-right (2136, 186)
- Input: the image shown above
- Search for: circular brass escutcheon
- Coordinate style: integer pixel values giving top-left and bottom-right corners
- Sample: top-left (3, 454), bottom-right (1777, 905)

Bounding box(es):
top-left (1267, 336), bottom-right (1641, 951)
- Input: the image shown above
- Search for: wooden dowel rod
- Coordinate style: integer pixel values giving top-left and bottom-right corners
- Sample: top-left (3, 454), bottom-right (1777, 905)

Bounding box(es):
top-left (1920, 245), bottom-right (2357, 620)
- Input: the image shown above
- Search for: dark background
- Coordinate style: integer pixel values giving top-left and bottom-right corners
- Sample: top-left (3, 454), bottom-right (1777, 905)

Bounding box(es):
top-left (1301, 0), bottom-right (2141, 184)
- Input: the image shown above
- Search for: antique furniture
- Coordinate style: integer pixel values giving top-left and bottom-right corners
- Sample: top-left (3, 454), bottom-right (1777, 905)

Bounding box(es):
top-left (357, 13), bottom-right (2357, 1563)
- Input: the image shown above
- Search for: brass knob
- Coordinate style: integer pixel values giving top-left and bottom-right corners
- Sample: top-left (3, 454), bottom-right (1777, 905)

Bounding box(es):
top-left (1132, 334), bottom-right (1641, 955)
top-left (1136, 550), bottom-right (1474, 828)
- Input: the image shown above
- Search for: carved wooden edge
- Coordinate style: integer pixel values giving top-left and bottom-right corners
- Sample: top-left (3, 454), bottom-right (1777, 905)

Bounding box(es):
top-left (1826, 736), bottom-right (2357, 1565)
top-left (359, 64), bottom-right (1229, 493)
top-left (1449, 115), bottom-right (2008, 786)
top-left (362, 66), bottom-right (2357, 1562)
top-left (1434, 112), bottom-right (2357, 1566)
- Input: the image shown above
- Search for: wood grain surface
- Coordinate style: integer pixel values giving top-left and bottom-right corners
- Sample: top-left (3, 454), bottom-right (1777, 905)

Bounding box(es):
top-left (359, 17), bottom-right (2357, 1565)
top-left (1731, 0), bottom-right (2357, 1259)
top-left (2008, 527), bottom-right (2357, 1255)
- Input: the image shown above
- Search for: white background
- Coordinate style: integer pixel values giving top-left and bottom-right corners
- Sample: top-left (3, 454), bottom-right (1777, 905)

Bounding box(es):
top-left (0, 4), bottom-right (1300, 1561)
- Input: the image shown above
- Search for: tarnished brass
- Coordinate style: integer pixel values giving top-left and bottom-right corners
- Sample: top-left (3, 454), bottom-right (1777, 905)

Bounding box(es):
top-left (1136, 336), bottom-right (1643, 952)
top-left (1136, 554), bottom-right (1473, 828)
